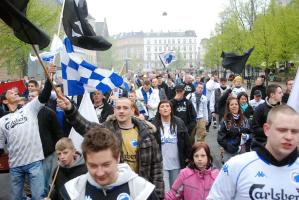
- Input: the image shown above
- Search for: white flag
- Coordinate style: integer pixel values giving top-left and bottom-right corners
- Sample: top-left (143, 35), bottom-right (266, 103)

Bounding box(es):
top-left (287, 67), bottom-right (299, 113)
top-left (68, 91), bottom-right (99, 152)
top-left (159, 51), bottom-right (176, 68)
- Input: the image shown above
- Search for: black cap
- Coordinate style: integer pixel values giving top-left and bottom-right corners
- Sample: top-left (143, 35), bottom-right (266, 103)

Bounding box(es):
top-left (254, 90), bottom-right (262, 97)
top-left (175, 84), bottom-right (185, 91)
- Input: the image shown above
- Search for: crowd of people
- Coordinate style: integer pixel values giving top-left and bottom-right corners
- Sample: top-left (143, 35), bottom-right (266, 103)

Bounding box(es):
top-left (0, 66), bottom-right (298, 200)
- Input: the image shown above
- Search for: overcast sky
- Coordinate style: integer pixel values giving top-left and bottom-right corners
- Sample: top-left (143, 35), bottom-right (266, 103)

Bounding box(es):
top-left (87, 0), bottom-right (229, 41)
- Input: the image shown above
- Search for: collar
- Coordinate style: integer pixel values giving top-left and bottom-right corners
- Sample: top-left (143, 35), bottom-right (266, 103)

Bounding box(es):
top-left (255, 142), bottom-right (298, 166)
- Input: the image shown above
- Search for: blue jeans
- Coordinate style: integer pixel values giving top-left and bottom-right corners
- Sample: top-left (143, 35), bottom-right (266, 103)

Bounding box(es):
top-left (163, 169), bottom-right (180, 193)
top-left (10, 161), bottom-right (45, 200)
top-left (43, 153), bottom-right (57, 195)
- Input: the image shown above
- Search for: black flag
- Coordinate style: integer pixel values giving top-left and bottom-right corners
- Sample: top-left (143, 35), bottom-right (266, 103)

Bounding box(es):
top-left (221, 47), bottom-right (254, 74)
top-left (0, 0), bottom-right (50, 49)
top-left (62, 0), bottom-right (112, 51)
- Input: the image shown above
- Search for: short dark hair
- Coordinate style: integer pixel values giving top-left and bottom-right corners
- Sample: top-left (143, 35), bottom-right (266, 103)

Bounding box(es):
top-left (81, 127), bottom-right (120, 160)
top-left (189, 142), bottom-right (213, 169)
top-left (28, 80), bottom-right (39, 87)
top-left (237, 92), bottom-right (248, 103)
top-left (220, 77), bottom-right (227, 82)
top-left (143, 80), bottom-right (151, 86)
top-left (266, 84), bottom-right (281, 98)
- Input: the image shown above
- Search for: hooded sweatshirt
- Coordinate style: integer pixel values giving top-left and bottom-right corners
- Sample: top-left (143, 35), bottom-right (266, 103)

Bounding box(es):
top-left (51, 152), bottom-right (87, 200)
top-left (62, 163), bottom-right (157, 200)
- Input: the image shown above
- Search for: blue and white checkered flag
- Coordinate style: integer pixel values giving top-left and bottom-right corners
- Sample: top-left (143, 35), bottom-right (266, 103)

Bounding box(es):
top-left (61, 37), bottom-right (124, 96)
top-left (159, 51), bottom-right (176, 68)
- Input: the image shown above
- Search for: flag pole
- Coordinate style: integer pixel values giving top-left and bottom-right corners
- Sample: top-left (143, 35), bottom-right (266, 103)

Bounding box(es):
top-left (31, 44), bottom-right (62, 98)
top-left (50, 0), bottom-right (66, 80)
top-left (57, 0), bottom-right (66, 37)
top-left (47, 165), bottom-right (60, 198)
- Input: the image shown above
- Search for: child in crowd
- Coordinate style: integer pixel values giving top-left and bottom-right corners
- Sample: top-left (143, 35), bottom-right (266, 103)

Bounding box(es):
top-left (165, 142), bottom-right (219, 200)
top-left (46, 138), bottom-right (87, 200)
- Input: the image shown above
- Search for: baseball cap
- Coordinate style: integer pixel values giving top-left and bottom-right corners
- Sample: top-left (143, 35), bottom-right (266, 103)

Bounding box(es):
top-left (254, 90), bottom-right (262, 97)
top-left (175, 84), bottom-right (185, 91)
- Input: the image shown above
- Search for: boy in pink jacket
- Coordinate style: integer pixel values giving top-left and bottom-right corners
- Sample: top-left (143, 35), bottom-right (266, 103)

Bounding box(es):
top-left (165, 142), bottom-right (219, 200)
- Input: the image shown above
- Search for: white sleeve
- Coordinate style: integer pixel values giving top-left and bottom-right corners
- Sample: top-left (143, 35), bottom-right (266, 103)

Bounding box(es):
top-left (0, 125), bottom-right (5, 149)
top-left (206, 163), bottom-right (237, 200)
top-left (204, 99), bottom-right (209, 121)
top-left (26, 97), bottom-right (44, 116)
top-left (209, 91), bottom-right (215, 113)
top-left (148, 91), bottom-right (160, 109)
top-left (206, 79), bottom-right (214, 91)
top-left (136, 89), bottom-right (144, 101)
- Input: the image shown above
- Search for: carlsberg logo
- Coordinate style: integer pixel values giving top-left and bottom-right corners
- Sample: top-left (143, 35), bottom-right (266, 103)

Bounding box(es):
top-left (249, 184), bottom-right (299, 200)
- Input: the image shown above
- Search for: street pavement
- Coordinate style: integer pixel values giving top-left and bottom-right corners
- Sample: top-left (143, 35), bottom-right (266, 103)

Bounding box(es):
top-left (205, 125), bottom-right (223, 170)
top-left (0, 173), bottom-right (11, 200)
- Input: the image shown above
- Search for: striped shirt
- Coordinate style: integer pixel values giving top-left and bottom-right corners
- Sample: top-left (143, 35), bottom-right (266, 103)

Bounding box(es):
top-left (0, 98), bottom-right (44, 168)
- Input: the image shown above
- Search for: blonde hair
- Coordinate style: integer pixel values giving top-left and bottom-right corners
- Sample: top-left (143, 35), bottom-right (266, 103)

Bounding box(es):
top-left (55, 137), bottom-right (75, 152)
top-left (233, 75), bottom-right (243, 85)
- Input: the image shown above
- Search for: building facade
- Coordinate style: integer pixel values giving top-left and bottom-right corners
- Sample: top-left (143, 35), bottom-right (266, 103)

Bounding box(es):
top-left (114, 30), bottom-right (199, 71)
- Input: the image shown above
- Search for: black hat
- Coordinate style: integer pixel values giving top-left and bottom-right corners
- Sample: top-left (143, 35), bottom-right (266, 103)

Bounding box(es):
top-left (254, 90), bottom-right (262, 97)
top-left (175, 84), bottom-right (185, 91)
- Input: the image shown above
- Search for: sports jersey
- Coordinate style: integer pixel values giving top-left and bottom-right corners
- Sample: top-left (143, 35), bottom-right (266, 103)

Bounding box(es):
top-left (207, 147), bottom-right (299, 200)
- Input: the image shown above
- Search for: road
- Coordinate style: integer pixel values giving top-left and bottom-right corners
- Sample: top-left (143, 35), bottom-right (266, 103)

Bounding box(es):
top-left (205, 125), bottom-right (223, 170)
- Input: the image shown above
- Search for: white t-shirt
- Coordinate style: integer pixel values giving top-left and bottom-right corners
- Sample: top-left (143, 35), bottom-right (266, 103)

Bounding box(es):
top-left (160, 122), bottom-right (180, 170)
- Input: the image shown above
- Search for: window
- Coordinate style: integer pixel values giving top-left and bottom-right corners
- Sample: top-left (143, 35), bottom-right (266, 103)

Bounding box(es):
top-left (178, 39), bottom-right (180, 44)
top-left (147, 40), bottom-right (151, 44)
top-left (183, 39), bottom-right (186, 44)
top-left (147, 46), bottom-right (151, 52)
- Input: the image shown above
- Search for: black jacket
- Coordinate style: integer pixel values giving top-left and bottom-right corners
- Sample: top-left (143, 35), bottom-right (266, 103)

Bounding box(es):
top-left (217, 88), bottom-right (232, 120)
top-left (95, 100), bottom-right (113, 123)
top-left (217, 117), bottom-right (251, 154)
top-left (251, 98), bottom-right (280, 149)
top-left (38, 106), bottom-right (64, 157)
top-left (170, 98), bottom-right (196, 134)
top-left (152, 116), bottom-right (191, 169)
top-left (250, 85), bottom-right (266, 100)
top-left (50, 153), bottom-right (87, 200)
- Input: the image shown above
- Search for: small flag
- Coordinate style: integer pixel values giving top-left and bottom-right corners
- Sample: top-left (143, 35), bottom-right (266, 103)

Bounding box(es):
top-left (221, 47), bottom-right (254, 74)
top-left (62, 0), bottom-right (112, 51)
top-left (29, 51), bottom-right (58, 63)
top-left (0, 0), bottom-right (50, 49)
top-left (287, 68), bottom-right (299, 113)
top-left (61, 37), bottom-right (124, 96)
top-left (159, 51), bottom-right (176, 68)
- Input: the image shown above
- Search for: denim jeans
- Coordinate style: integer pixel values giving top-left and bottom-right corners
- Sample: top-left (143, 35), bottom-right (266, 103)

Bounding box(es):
top-left (43, 153), bottom-right (57, 195)
top-left (10, 160), bottom-right (45, 200)
top-left (163, 169), bottom-right (180, 193)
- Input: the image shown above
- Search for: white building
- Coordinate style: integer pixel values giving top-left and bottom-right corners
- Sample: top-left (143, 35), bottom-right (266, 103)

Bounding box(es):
top-left (114, 30), bottom-right (199, 71)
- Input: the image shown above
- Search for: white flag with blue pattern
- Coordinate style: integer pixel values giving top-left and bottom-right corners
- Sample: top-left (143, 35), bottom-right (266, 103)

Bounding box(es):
top-left (61, 37), bottom-right (124, 96)
top-left (159, 51), bottom-right (176, 68)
